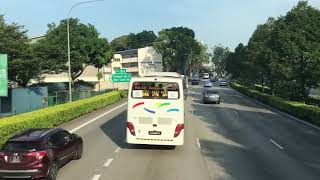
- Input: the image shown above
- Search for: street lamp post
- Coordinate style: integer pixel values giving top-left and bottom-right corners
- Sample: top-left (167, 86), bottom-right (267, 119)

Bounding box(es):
top-left (67, 0), bottom-right (104, 102)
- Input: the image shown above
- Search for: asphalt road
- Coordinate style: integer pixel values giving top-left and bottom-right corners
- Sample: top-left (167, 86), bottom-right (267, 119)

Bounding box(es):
top-left (57, 82), bottom-right (320, 180)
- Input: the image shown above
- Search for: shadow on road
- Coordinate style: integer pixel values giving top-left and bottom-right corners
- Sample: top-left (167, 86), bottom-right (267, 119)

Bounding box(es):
top-left (189, 85), bottom-right (320, 180)
top-left (99, 110), bottom-right (175, 150)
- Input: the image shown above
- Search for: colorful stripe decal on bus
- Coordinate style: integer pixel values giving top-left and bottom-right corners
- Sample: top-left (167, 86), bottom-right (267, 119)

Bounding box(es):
top-left (144, 107), bottom-right (156, 114)
top-left (167, 108), bottom-right (179, 112)
top-left (133, 102), bottom-right (144, 109)
top-left (156, 102), bottom-right (171, 108)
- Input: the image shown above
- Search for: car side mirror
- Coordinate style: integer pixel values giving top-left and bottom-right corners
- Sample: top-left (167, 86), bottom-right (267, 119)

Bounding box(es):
top-left (71, 133), bottom-right (78, 138)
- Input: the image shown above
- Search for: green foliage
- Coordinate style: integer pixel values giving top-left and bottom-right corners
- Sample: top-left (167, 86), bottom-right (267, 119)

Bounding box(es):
top-left (230, 81), bottom-right (320, 126)
top-left (211, 45), bottom-right (230, 77)
top-left (110, 35), bottom-right (129, 51)
top-left (127, 30), bottom-right (157, 49)
top-left (0, 15), bottom-right (40, 87)
top-left (33, 18), bottom-right (113, 80)
top-left (111, 31), bottom-right (157, 52)
top-left (0, 91), bottom-right (125, 147)
top-left (225, 1), bottom-right (320, 101)
top-left (154, 27), bottom-right (205, 74)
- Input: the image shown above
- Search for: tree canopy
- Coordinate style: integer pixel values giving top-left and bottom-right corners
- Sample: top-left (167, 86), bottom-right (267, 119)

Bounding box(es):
top-left (154, 27), bottom-right (207, 74)
top-left (111, 30), bottom-right (157, 52)
top-left (225, 1), bottom-right (320, 100)
top-left (33, 18), bottom-right (113, 80)
top-left (0, 15), bottom-right (40, 87)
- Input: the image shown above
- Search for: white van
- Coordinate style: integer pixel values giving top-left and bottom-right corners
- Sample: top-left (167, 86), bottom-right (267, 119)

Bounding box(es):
top-left (126, 72), bottom-right (185, 146)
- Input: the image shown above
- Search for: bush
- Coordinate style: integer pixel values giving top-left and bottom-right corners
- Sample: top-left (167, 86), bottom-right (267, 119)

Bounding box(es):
top-left (230, 82), bottom-right (320, 126)
top-left (0, 90), bottom-right (126, 147)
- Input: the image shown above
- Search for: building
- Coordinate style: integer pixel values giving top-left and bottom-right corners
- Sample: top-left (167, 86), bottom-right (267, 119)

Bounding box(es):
top-left (108, 46), bottom-right (162, 77)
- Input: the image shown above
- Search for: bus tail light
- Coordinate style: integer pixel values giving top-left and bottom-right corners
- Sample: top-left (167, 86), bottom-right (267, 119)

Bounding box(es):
top-left (127, 122), bottom-right (136, 136)
top-left (174, 124), bottom-right (184, 138)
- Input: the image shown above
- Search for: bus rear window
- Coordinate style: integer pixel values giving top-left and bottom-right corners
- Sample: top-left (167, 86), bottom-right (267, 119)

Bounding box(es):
top-left (131, 82), bottom-right (180, 99)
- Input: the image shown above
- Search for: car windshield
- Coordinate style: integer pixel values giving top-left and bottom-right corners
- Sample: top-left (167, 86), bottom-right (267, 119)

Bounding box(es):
top-left (3, 142), bottom-right (41, 152)
top-left (207, 90), bottom-right (218, 94)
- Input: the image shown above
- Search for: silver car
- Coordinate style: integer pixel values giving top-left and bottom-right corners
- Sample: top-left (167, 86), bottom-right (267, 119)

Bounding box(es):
top-left (203, 89), bottom-right (220, 104)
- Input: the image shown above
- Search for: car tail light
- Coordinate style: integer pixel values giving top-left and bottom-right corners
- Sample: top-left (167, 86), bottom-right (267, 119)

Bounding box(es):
top-left (0, 152), bottom-right (4, 160)
top-left (174, 124), bottom-right (184, 138)
top-left (127, 122), bottom-right (136, 136)
top-left (27, 151), bottom-right (47, 160)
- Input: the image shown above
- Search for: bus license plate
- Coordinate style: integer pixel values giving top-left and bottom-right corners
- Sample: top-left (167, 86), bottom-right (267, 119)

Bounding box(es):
top-left (10, 156), bottom-right (21, 163)
top-left (149, 131), bottom-right (161, 135)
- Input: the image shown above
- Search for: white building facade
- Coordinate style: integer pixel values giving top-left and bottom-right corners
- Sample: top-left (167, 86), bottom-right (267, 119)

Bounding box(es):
top-left (108, 46), bottom-right (162, 77)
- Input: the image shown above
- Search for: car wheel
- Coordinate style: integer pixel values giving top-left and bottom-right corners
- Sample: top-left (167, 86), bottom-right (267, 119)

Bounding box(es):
top-left (46, 162), bottom-right (59, 180)
top-left (74, 144), bottom-right (83, 160)
top-left (217, 101), bottom-right (220, 104)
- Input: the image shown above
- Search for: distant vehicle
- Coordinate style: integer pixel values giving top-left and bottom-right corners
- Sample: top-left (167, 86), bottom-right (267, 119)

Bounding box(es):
top-left (204, 80), bottom-right (213, 88)
top-left (203, 73), bottom-right (210, 79)
top-left (191, 74), bottom-right (200, 85)
top-left (219, 79), bottom-right (228, 86)
top-left (203, 89), bottom-right (220, 104)
top-left (127, 72), bottom-right (185, 146)
top-left (0, 128), bottom-right (83, 180)
top-left (191, 79), bottom-right (199, 85)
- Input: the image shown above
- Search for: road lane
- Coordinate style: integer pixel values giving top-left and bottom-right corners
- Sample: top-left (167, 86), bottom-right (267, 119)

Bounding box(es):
top-left (57, 100), bottom-right (127, 180)
top-left (55, 83), bottom-right (320, 180)
top-left (190, 83), bottom-right (320, 180)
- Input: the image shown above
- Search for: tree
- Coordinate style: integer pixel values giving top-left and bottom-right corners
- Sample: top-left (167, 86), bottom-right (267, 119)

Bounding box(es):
top-left (225, 43), bottom-right (248, 79)
top-left (225, 1), bottom-right (320, 101)
top-left (110, 30), bottom-right (157, 52)
top-left (211, 45), bottom-right (230, 77)
top-left (33, 18), bottom-right (113, 81)
top-left (0, 15), bottom-right (40, 87)
top-left (268, 1), bottom-right (320, 100)
top-left (110, 35), bottom-right (129, 51)
top-left (127, 30), bottom-right (157, 49)
top-left (154, 27), bottom-right (200, 74)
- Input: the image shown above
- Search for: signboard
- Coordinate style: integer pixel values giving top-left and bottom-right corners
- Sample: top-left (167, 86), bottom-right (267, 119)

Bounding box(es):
top-left (111, 69), bottom-right (131, 82)
top-left (0, 54), bottom-right (8, 97)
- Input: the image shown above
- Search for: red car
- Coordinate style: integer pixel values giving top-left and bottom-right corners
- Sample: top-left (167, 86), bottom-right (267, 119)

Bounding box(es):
top-left (0, 128), bottom-right (83, 180)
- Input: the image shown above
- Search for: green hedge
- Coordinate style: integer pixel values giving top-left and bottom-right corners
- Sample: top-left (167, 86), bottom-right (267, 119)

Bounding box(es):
top-left (230, 82), bottom-right (320, 126)
top-left (0, 90), bottom-right (127, 147)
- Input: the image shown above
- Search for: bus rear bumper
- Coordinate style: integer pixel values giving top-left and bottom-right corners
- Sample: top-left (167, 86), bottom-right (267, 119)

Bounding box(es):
top-left (127, 133), bottom-right (184, 146)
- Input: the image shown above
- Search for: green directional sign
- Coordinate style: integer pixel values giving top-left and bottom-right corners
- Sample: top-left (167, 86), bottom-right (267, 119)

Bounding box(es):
top-left (0, 54), bottom-right (8, 97)
top-left (115, 69), bottom-right (126, 74)
top-left (111, 69), bottom-right (131, 82)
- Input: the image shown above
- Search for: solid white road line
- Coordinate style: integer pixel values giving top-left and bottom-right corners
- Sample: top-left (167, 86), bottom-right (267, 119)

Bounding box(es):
top-left (196, 138), bottom-right (201, 149)
top-left (114, 147), bottom-right (121, 153)
top-left (231, 88), bottom-right (320, 131)
top-left (70, 103), bottom-right (127, 133)
top-left (270, 139), bottom-right (284, 150)
top-left (91, 174), bottom-right (101, 180)
top-left (103, 158), bottom-right (114, 167)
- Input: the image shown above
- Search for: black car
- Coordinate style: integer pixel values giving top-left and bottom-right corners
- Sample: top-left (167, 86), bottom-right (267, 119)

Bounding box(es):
top-left (0, 128), bottom-right (83, 180)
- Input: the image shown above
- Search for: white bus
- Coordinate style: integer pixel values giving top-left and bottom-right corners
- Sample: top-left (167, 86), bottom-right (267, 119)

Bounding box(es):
top-left (127, 72), bottom-right (185, 146)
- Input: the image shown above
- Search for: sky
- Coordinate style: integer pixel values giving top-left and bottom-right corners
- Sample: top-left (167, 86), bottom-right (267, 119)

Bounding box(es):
top-left (0, 0), bottom-right (319, 50)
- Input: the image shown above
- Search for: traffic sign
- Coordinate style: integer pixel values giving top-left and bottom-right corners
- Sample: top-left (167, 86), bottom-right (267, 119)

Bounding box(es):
top-left (115, 69), bottom-right (126, 74)
top-left (0, 54), bottom-right (8, 97)
top-left (111, 69), bottom-right (131, 82)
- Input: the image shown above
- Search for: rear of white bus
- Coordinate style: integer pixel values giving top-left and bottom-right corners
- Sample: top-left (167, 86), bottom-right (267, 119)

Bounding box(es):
top-left (126, 77), bottom-right (185, 146)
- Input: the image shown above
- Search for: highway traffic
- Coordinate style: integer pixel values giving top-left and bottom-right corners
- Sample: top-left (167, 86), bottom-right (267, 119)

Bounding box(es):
top-left (53, 82), bottom-right (320, 180)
